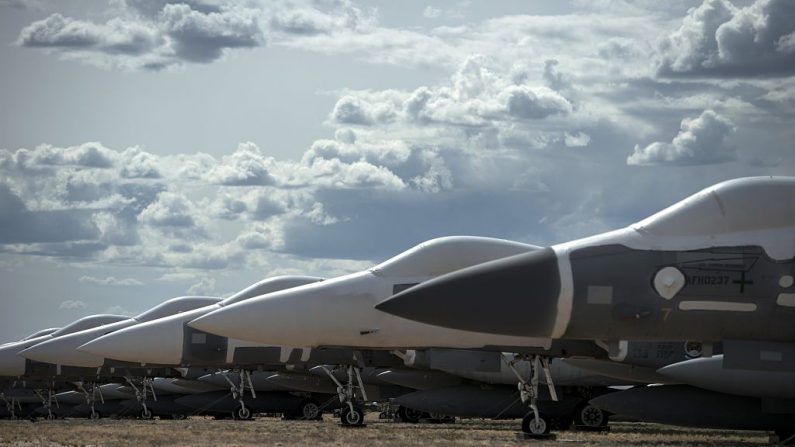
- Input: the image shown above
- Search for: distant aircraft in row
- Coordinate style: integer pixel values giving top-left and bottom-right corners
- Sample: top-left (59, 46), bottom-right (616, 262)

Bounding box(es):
top-left (1, 177), bottom-right (792, 443)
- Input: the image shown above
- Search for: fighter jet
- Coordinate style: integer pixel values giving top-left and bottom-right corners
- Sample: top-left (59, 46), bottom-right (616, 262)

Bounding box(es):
top-left (18, 296), bottom-right (220, 369)
top-left (0, 315), bottom-right (130, 378)
top-left (375, 176), bottom-right (795, 437)
top-left (7, 298), bottom-right (219, 419)
top-left (187, 236), bottom-right (556, 351)
top-left (76, 276), bottom-right (323, 367)
top-left (375, 177), bottom-right (794, 345)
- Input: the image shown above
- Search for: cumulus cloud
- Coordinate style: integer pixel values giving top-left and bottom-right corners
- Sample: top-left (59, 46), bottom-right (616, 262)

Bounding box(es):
top-left (186, 276), bottom-right (216, 295)
top-left (120, 148), bottom-right (161, 178)
top-left (206, 142), bottom-right (276, 186)
top-left (627, 109), bottom-right (735, 166)
top-left (327, 57), bottom-right (575, 152)
top-left (159, 3), bottom-right (263, 63)
top-left (79, 275), bottom-right (144, 286)
top-left (657, 0), bottom-right (795, 77)
top-left (0, 183), bottom-right (101, 244)
top-left (59, 299), bottom-right (86, 310)
top-left (16, 2), bottom-right (264, 69)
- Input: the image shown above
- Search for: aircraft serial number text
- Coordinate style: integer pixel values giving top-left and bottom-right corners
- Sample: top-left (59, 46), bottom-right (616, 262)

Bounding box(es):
top-left (686, 275), bottom-right (730, 286)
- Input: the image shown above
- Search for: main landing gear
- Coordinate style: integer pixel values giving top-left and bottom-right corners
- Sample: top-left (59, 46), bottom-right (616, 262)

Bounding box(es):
top-left (321, 365), bottom-right (367, 427)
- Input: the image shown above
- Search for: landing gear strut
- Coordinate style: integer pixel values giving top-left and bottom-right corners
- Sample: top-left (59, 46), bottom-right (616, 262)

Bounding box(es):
top-left (221, 369), bottom-right (256, 420)
top-left (503, 354), bottom-right (557, 437)
top-left (1, 392), bottom-right (21, 420)
top-left (78, 382), bottom-right (105, 420)
top-left (34, 383), bottom-right (59, 420)
top-left (321, 365), bottom-right (367, 426)
top-left (125, 377), bottom-right (156, 420)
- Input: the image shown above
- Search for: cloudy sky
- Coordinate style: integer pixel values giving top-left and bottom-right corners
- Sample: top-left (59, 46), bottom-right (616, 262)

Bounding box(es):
top-left (0, 0), bottom-right (793, 341)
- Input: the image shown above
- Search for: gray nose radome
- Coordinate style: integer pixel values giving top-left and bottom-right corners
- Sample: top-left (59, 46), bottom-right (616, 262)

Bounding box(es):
top-left (375, 248), bottom-right (562, 337)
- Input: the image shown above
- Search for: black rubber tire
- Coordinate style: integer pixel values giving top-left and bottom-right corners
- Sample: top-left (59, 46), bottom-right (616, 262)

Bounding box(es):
top-left (234, 405), bottom-right (252, 420)
top-left (139, 408), bottom-right (153, 420)
top-left (297, 400), bottom-right (322, 420)
top-left (340, 407), bottom-right (364, 426)
top-left (574, 403), bottom-right (608, 428)
top-left (89, 410), bottom-right (102, 420)
top-left (522, 413), bottom-right (551, 435)
top-left (397, 406), bottom-right (422, 423)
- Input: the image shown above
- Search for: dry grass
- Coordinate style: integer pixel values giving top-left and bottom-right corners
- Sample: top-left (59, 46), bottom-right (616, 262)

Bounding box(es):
top-left (0, 415), bottom-right (771, 447)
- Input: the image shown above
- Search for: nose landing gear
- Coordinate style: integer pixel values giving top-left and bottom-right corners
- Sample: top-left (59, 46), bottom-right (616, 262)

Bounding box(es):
top-left (321, 365), bottom-right (367, 427)
top-left (503, 354), bottom-right (557, 439)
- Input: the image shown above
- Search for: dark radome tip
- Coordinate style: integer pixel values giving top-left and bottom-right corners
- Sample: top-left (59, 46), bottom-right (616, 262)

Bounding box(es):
top-left (375, 248), bottom-right (562, 337)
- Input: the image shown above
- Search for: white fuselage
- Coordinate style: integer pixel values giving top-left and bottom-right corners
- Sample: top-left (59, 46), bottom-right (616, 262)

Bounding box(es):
top-left (191, 270), bottom-right (552, 350)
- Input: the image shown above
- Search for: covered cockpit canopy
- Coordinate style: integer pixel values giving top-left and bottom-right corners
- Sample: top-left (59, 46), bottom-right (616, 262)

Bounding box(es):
top-left (221, 276), bottom-right (324, 306)
top-left (20, 328), bottom-right (60, 341)
top-left (50, 315), bottom-right (130, 337)
top-left (633, 177), bottom-right (795, 237)
top-left (371, 236), bottom-right (540, 278)
top-left (135, 296), bottom-right (221, 323)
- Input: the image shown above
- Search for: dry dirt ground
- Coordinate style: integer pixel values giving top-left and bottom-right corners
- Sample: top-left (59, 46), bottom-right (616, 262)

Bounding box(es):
top-left (0, 415), bottom-right (773, 447)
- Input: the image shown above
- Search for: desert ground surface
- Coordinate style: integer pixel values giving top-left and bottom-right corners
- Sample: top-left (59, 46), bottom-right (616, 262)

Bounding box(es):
top-left (0, 415), bottom-right (773, 447)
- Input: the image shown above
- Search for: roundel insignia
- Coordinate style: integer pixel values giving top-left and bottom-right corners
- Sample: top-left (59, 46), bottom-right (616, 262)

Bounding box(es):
top-left (653, 266), bottom-right (686, 300)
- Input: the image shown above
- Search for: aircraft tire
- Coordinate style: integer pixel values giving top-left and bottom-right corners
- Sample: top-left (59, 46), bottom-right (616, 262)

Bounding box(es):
top-left (397, 406), bottom-right (422, 423)
top-left (234, 405), bottom-right (252, 420)
top-left (340, 406), bottom-right (364, 426)
top-left (140, 408), bottom-right (153, 420)
top-left (522, 413), bottom-right (551, 436)
top-left (297, 399), bottom-right (322, 420)
top-left (574, 403), bottom-right (608, 428)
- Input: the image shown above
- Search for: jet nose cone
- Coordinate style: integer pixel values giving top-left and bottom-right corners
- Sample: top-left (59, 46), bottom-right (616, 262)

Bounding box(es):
top-left (375, 248), bottom-right (563, 337)
top-left (78, 319), bottom-right (184, 365)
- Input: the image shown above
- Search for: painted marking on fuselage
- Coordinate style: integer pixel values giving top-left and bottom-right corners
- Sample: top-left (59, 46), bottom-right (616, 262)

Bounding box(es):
top-left (686, 275), bottom-right (730, 286)
top-left (550, 249), bottom-right (573, 338)
top-left (732, 271), bottom-right (754, 293)
top-left (776, 293), bottom-right (795, 307)
top-left (587, 286), bottom-right (613, 304)
top-left (678, 300), bottom-right (757, 312)
top-left (779, 275), bottom-right (794, 288)
top-left (654, 266), bottom-right (685, 299)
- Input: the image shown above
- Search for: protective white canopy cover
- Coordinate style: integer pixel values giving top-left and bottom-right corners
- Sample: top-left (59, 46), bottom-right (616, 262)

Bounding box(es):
top-left (20, 328), bottom-right (60, 341)
top-left (50, 315), bottom-right (130, 337)
top-left (634, 177), bottom-right (795, 237)
top-left (135, 296), bottom-right (221, 323)
top-left (221, 275), bottom-right (324, 306)
top-left (371, 236), bottom-right (540, 278)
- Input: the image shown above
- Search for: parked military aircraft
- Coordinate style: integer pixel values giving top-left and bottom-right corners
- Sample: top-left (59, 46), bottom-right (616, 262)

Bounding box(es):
top-left (376, 177), bottom-right (794, 344)
top-left (375, 176), bottom-right (795, 438)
